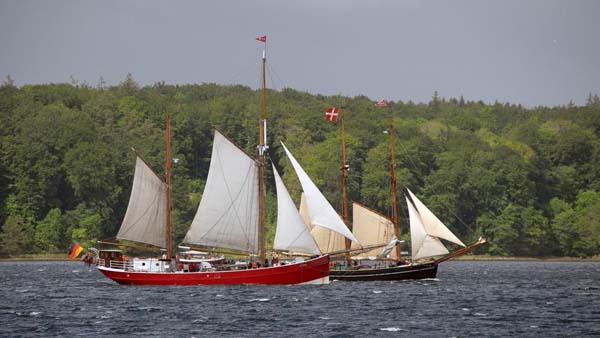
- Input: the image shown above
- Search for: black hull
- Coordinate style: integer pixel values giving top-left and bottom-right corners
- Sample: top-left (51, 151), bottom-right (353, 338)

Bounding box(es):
top-left (330, 263), bottom-right (438, 281)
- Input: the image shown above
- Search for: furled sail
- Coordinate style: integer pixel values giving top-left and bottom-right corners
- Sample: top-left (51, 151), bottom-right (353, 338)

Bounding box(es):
top-left (281, 142), bottom-right (359, 244)
top-left (351, 202), bottom-right (397, 260)
top-left (272, 165), bottom-right (321, 255)
top-left (184, 131), bottom-right (259, 253)
top-left (406, 188), bottom-right (465, 261)
top-left (117, 156), bottom-right (167, 248)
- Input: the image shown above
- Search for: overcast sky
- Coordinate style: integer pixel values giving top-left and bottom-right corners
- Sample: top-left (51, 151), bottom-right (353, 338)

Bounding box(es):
top-left (1, 0), bottom-right (599, 107)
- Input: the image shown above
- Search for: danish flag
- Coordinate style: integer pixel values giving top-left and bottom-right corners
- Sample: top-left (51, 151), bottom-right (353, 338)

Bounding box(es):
top-left (375, 99), bottom-right (388, 107)
top-left (325, 107), bottom-right (339, 122)
top-left (256, 35), bottom-right (267, 43)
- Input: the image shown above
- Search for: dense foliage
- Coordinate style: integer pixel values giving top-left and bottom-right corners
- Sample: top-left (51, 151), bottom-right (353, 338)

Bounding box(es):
top-left (1, 75), bottom-right (599, 258)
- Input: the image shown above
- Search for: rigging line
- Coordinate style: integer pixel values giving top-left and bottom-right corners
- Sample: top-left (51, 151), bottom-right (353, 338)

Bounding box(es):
top-left (266, 62), bottom-right (287, 91)
top-left (223, 61), bottom-right (259, 87)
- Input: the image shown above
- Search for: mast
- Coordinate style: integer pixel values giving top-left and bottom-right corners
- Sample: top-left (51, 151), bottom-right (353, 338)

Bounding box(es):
top-left (257, 47), bottom-right (268, 261)
top-left (166, 113), bottom-right (172, 260)
top-left (388, 117), bottom-right (401, 262)
top-left (340, 108), bottom-right (351, 264)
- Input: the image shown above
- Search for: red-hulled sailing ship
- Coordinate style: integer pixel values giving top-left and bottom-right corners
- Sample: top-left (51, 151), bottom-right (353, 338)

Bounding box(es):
top-left (94, 37), bottom-right (355, 285)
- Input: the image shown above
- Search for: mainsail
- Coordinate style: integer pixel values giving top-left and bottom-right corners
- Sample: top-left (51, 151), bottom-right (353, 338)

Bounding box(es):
top-left (117, 156), bottom-right (167, 248)
top-left (281, 142), bottom-right (359, 244)
top-left (184, 131), bottom-right (259, 254)
top-left (405, 188), bottom-right (465, 261)
top-left (272, 166), bottom-right (321, 255)
top-left (350, 202), bottom-right (397, 260)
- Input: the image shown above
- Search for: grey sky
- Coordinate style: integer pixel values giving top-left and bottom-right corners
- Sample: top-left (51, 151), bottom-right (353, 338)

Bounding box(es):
top-left (1, 0), bottom-right (599, 107)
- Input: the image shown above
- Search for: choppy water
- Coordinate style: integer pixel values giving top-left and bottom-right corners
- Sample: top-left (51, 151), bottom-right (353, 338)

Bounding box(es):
top-left (1, 260), bottom-right (599, 337)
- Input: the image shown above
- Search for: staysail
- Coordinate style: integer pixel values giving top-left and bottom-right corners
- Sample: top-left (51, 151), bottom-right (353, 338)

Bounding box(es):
top-left (184, 131), bottom-right (259, 254)
top-left (405, 188), bottom-right (465, 261)
top-left (117, 156), bottom-right (167, 248)
top-left (272, 165), bottom-right (321, 255)
top-left (281, 142), bottom-right (359, 244)
top-left (350, 202), bottom-right (397, 259)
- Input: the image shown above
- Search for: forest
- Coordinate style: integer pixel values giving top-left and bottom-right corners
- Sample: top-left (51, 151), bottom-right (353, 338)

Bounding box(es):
top-left (0, 74), bottom-right (599, 258)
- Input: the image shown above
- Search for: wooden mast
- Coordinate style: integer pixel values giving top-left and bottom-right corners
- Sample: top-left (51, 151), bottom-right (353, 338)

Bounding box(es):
top-left (257, 47), bottom-right (267, 262)
top-left (166, 113), bottom-right (172, 260)
top-left (340, 108), bottom-right (351, 264)
top-left (388, 116), bottom-right (401, 262)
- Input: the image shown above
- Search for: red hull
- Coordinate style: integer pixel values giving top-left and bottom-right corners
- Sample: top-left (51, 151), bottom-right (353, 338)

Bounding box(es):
top-left (98, 255), bottom-right (330, 285)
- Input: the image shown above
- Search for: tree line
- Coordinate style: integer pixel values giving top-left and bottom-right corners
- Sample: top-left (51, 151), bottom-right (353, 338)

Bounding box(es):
top-left (0, 75), bottom-right (599, 258)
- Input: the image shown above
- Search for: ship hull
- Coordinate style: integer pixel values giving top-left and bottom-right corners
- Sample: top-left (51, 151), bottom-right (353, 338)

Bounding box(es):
top-left (330, 262), bottom-right (438, 281)
top-left (98, 255), bottom-right (330, 285)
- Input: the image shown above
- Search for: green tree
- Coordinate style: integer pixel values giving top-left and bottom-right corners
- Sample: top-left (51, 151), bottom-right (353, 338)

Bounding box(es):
top-left (34, 208), bottom-right (63, 252)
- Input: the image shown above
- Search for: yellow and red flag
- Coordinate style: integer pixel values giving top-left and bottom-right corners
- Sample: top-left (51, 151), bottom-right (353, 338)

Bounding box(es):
top-left (69, 243), bottom-right (84, 259)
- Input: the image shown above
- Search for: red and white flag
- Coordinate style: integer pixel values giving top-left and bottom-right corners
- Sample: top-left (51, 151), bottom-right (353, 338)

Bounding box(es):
top-left (256, 35), bottom-right (267, 43)
top-left (375, 99), bottom-right (388, 107)
top-left (325, 107), bottom-right (339, 122)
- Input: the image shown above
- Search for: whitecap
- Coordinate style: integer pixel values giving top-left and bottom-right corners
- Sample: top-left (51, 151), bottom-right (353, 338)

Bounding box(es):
top-left (248, 298), bottom-right (270, 302)
top-left (530, 325), bottom-right (539, 328)
top-left (72, 270), bottom-right (80, 273)
top-left (215, 294), bottom-right (224, 298)
top-left (380, 327), bottom-right (403, 332)
top-left (462, 308), bottom-right (470, 311)
top-left (546, 302), bottom-right (554, 305)
top-left (373, 290), bottom-right (383, 294)
top-left (37, 268), bottom-right (46, 272)
top-left (422, 278), bottom-right (440, 282)
top-left (30, 312), bottom-right (41, 316)
top-left (319, 317), bottom-right (332, 320)
top-left (16, 289), bottom-right (29, 293)
top-left (474, 312), bottom-right (487, 316)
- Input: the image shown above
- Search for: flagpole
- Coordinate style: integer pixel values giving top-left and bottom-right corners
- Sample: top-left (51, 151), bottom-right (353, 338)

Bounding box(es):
top-left (166, 112), bottom-right (172, 263)
top-left (340, 108), bottom-right (351, 265)
top-left (388, 109), bottom-right (401, 262)
top-left (257, 38), bottom-right (268, 262)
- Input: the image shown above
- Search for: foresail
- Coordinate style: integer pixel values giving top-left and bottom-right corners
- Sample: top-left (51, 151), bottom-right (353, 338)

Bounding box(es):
top-left (281, 142), bottom-right (359, 243)
top-left (117, 157), bottom-right (167, 248)
top-left (407, 196), bottom-right (450, 260)
top-left (311, 226), bottom-right (347, 253)
top-left (351, 202), bottom-right (397, 260)
top-left (272, 165), bottom-right (321, 255)
top-left (184, 131), bottom-right (259, 253)
top-left (406, 188), bottom-right (465, 247)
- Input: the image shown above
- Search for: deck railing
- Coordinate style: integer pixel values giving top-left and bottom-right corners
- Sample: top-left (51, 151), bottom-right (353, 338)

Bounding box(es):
top-left (96, 258), bottom-right (134, 271)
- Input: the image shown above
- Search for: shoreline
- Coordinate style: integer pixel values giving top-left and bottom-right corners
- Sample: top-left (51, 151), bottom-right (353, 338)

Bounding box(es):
top-left (1, 255), bottom-right (599, 262)
top-left (453, 255), bottom-right (600, 262)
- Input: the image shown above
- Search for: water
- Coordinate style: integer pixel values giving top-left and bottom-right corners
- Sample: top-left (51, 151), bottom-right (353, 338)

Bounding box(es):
top-left (1, 261), bottom-right (599, 337)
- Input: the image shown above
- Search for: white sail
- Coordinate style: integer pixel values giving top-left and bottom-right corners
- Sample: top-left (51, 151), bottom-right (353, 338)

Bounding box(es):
top-left (299, 193), bottom-right (312, 230)
top-left (281, 142), bottom-right (359, 244)
top-left (184, 131), bottom-right (259, 253)
top-left (117, 157), bottom-right (167, 248)
top-left (351, 202), bottom-right (397, 260)
top-left (406, 187), bottom-right (466, 261)
top-left (406, 188), bottom-right (465, 247)
top-left (406, 196), bottom-right (449, 260)
top-left (310, 225), bottom-right (347, 253)
top-left (299, 193), bottom-right (346, 253)
top-left (272, 165), bottom-right (321, 255)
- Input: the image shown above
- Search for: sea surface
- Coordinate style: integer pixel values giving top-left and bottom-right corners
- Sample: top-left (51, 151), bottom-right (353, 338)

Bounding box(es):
top-left (0, 260), bottom-right (599, 337)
